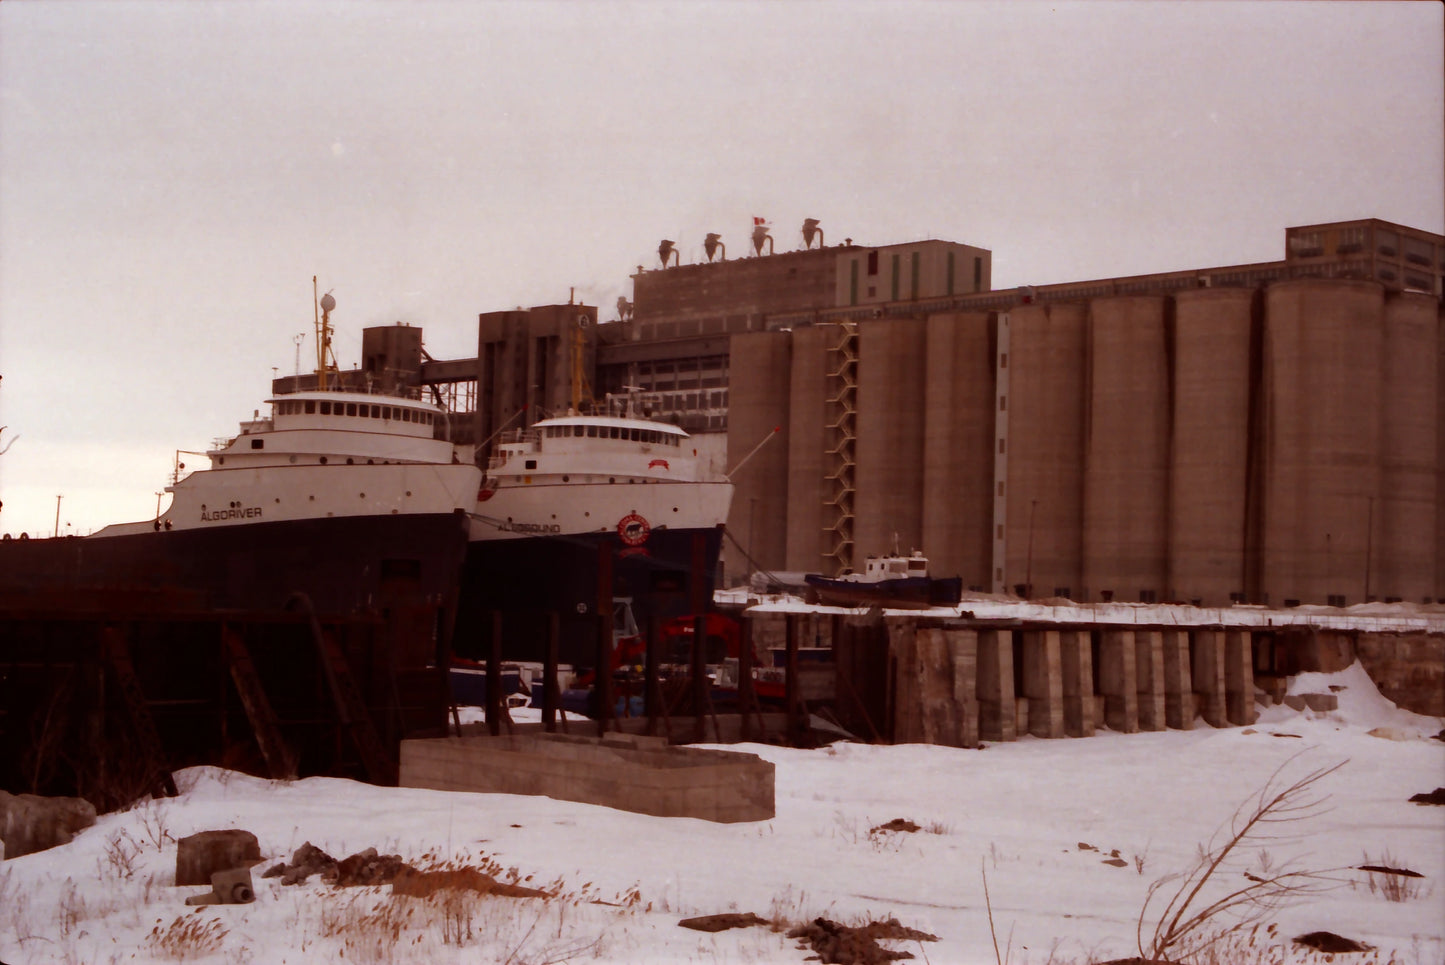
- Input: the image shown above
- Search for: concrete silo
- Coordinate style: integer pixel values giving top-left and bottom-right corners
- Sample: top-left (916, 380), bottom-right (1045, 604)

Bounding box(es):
top-left (725, 331), bottom-right (793, 585)
top-left (1002, 302), bottom-right (1087, 598)
top-left (1376, 291), bottom-right (1439, 602)
top-left (1082, 296), bottom-right (1171, 603)
top-left (1168, 288), bottom-right (1255, 605)
top-left (785, 324), bottom-right (835, 573)
top-left (855, 318), bottom-right (928, 563)
top-left (1261, 279), bottom-right (1384, 605)
top-left (922, 312), bottom-right (996, 588)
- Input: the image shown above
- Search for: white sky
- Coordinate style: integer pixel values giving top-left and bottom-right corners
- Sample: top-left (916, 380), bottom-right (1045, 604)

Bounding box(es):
top-left (1, 0), bottom-right (1441, 536)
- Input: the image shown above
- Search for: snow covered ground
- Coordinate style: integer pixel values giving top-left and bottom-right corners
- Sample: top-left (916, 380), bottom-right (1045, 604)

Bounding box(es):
top-left (1, 662), bottom-right (1441, 965)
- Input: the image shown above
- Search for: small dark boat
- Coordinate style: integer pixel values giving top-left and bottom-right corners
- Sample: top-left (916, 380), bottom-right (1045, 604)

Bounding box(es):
top-left (804, 552), bottom-right (962, 609)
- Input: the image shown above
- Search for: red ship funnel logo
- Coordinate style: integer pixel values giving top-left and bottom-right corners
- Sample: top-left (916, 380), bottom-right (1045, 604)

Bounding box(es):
top-left (617, 512), bottom-right (651, 546)
top-left (648, 459), bottom-right (669, 470)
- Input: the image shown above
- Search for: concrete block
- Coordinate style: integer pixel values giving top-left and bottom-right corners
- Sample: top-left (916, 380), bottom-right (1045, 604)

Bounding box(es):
top-left (176, 830), bottom-right (261, 887)
top-left (948, 629), bottom-right (981, 748)
top-left (1283, 693), bottom-right (1338, 712)
top-left (0, 792), bottom-right (97, 860)
top-left (399, 734), bottom-right (775, 823)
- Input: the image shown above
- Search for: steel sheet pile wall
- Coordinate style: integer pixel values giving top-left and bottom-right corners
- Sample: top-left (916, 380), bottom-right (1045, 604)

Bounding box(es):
top-left (922, 312), bottom-right (996, 588)
top-left (1003, 303), bottom-right (1086, 598)
top-left (854, 318), bottom-right (928, 562)
top-left (1169, 289), bottom-right (1255, 604)
top-left (725, 332), bottom-right (793, 581)
top-left (785, 325), bottom-right (833, 571)
top-left (1083, 296), bottom-right (1170, 602)
top-left (1377, 292), bottom-right (1439, 602)
top-left (1262, 280), bottom-right (1384, 605)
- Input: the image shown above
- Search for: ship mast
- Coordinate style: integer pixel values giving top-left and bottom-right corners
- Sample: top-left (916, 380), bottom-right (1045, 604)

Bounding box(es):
top-left (313, 276), bottom-right (339, 390)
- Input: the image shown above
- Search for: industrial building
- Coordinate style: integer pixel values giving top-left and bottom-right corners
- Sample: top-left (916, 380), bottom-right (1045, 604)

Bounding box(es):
top-left (299, 217), bottom-right (1444, 609)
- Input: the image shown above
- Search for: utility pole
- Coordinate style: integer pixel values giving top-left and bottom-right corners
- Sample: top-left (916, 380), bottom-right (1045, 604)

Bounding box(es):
top-left (54, 494), bottom-right (62, 538)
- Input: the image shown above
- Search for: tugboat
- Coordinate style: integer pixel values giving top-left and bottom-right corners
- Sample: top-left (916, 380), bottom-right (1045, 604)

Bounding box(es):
top-left (804, 549), bottom-right (963, 610)
top-left (0, 291), bottom-right (483, 616)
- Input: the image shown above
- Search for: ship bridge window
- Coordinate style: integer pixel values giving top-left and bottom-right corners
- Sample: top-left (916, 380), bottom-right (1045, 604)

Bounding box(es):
top-left (305, 400), bottom-right (315, 414)
top-left (347, 403), bottom-right (358, 416)
top-left (250, 438), bottom-right (264, 449)
top-left (587, 425), bottom-right (597, 437)
top-left (320, 401), bottom-right (331, 415)
top-left (383, 406), bottom-right (392, 419)
top-left (370, 405), bottom-right (380, 418)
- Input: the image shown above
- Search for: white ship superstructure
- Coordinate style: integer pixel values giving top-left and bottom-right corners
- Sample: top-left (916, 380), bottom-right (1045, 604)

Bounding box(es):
top-left (95, 391), bottom-right (480, 537)
top-left (470, 414), bottom-right (732, 545)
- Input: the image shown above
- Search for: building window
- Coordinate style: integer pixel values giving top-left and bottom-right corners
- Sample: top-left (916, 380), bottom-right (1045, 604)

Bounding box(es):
top-left (867, 251), bottom-right (879, 275)
top-left (1378, 229), bottom-right (1399, 257)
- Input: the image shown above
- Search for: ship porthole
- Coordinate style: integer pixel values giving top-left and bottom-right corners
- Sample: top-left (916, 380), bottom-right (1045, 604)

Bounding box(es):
top-left (562, 475), bottom-right (569, 482)
top-left (274, 498), bottom-right (280, 503)
top-left (609, 477), bottom-right (615, 484)
top-left (405, 490), bottom-right (412, 497)
top-left (309, 495), bottom-right (315, 501)
top-left (359, 492), bottom-right (366, 499)
top-left (320, 456), bottom-right (328, 465)
top-left (289, 455), bottom-right (297, 464)
top-left (346, 458), bottom-right (354, 465)
top-left (584, 511), bottom-right (590, 518)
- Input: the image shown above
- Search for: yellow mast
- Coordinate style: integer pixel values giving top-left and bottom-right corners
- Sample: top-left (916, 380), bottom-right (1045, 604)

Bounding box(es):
top-left (313, 276), bottom-right (338, 390)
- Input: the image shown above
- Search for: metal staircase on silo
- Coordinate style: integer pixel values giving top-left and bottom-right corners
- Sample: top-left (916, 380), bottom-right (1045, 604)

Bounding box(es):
top-left (822, 321), bottom-right (859, 576)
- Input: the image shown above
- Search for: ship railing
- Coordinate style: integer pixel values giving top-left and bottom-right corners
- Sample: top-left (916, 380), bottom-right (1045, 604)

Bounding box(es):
top-left (172, 449), bottom-right (208, 485)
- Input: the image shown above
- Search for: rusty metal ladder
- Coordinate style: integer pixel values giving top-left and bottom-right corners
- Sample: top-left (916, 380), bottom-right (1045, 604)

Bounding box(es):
top-left (220, 624), bottom-right (297, 780)
top-left (297, 606), bottom-right (394, 785)
top-left (100, 625), bottom-right (178, 798)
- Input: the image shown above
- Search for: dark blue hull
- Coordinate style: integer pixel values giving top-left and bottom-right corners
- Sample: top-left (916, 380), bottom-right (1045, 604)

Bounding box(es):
top-left (453, 524), bottom-right (725, 667)
top-left (0, 512), bottom-right (473, 617)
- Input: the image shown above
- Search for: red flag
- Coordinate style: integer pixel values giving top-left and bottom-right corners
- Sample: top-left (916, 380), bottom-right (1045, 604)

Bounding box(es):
top-left (753, 216), bottom-right (766, 226)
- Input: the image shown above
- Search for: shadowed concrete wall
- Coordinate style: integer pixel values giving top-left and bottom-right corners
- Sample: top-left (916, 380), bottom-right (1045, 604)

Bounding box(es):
top-left (1262, 280), bottom-right (1384, 605)
top-left (785, 325), bottom-right (832, 571)
top-left (855, 318), bottom-right (928, 561)
top-left (725, 332), bottom-right (792, 583)
top-left (1170, 288), bottom-right (1255, 604)
top-left (922, 312), bottom-right (996, 587)
top-left (1378, 292), bottom-right (1439, 602)
top-left (1084, 296), bottom-right (1170, 602)
top-left (1004, 303), bottom-right (1087, 598)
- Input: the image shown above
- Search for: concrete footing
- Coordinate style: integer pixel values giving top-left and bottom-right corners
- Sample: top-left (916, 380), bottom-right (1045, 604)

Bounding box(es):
top-left (399, 732), bottom-right (775, 823)
top-left (888, 619), bottom-right (1264, 743)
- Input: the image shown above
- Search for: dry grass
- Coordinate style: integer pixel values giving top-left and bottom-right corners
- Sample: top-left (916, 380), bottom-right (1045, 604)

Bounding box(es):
top-left (146, 912), bottom-right (229, 961)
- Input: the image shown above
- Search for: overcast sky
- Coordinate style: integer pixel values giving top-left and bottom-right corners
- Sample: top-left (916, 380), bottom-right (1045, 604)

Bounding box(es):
top-left (1, 0), bottom-right (1441, 536)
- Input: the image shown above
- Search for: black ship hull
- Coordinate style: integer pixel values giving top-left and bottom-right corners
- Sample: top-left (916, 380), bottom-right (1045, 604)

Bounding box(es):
top-left (0, 512), bottom-right (473, 617)
top-left (454, 524), bottom-right (725, 667)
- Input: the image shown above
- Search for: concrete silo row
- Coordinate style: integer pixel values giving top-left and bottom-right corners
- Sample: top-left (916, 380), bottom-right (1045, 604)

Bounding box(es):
top-left (1168, 288), bottom-right (1255, 604)
top-left (1081, 296), bottom-right (1171, 602)
top-left (724, 331), bottom-right (792, 580)
top-left (726, 280), bottom-right (1440, 605)
top-left (1377, 292), bottom-right (1438, 603)
top-left (1260, 280), bottom-right (1384, 605)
